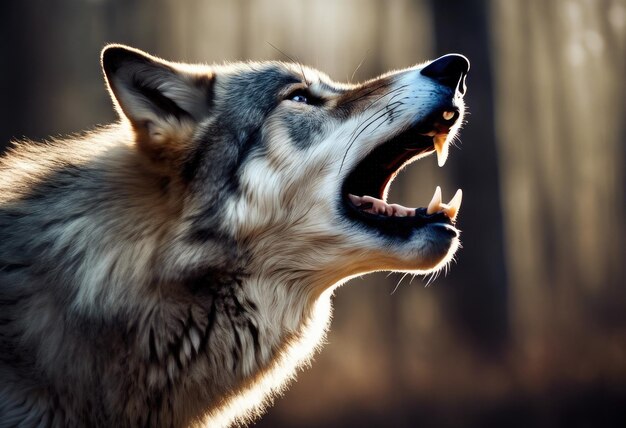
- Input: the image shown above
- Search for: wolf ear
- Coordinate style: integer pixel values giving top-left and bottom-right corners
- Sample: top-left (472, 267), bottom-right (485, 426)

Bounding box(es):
top-left (101, 44), bottom-right (212, 163)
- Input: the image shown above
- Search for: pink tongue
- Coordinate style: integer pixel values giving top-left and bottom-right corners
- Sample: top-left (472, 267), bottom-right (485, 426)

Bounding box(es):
top-left (348, 194), bottom-right (416, 217)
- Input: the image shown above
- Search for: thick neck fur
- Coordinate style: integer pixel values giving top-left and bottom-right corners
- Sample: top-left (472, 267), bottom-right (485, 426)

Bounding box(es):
top-left (124, 273), bottom-right (331, 428)
top-left (0, 127), bottom-right (333, 428)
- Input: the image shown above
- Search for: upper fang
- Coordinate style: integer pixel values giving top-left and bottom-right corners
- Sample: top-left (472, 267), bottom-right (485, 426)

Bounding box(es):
top-left (434, 134), bottom-right (449, 167)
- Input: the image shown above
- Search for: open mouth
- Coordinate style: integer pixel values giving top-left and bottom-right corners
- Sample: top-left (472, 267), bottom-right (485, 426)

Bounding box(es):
top-left (341, 108), bottom-right (463, 239)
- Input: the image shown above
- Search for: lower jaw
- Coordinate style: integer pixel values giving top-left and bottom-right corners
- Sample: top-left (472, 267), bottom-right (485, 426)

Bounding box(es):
top-left (396, 226), bottom-right (461, 272)
top-left (361, 233), bottom-right (460, 274)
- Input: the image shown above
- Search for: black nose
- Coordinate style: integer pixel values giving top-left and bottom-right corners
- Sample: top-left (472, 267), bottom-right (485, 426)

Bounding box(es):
top-left (420, 54), bottom-right (470, 95)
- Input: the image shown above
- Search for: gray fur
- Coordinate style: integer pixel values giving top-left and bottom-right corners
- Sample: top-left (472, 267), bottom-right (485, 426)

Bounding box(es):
top-left (0, 45), bottom-right (467, 427)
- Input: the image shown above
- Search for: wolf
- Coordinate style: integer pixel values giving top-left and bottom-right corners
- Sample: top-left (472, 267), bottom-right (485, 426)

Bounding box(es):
top-left (0, 45), bottom-right (469, 427)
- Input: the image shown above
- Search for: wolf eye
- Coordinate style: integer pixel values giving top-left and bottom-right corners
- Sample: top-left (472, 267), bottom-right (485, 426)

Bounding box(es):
top-left (290, 93), bottom-right (308, 103)
top-left (285, 88), bottom-right (323, 106)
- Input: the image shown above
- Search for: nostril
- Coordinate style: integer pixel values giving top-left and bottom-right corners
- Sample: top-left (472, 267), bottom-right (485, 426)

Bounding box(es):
top-left (420, 54), bottom-right (470, 95)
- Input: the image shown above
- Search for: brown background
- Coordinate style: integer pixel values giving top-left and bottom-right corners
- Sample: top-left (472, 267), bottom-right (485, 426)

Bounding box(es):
top-left (1, 1), bottom-right (625, 427)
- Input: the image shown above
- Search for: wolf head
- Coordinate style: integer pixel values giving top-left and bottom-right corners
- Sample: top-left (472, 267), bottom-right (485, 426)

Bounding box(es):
top-left (102, 45), bottom-right (469, 294)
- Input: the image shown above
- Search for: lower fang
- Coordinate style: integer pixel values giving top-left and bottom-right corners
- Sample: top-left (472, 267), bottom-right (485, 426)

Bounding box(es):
top-left (427, 186), bottom-right (442, 215)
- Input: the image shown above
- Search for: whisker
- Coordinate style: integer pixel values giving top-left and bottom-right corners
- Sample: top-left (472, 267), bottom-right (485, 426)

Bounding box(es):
top-left (339, 100), bottom-right (404, 173)
top-left (424, 272), bottom-right (435, 287)
top-left (343, 86), bottom-right (406, 147)
top-left (369, 103), bottom-right (407, 134)
top-left (338, 87), bottom-right (409, 174)
top-left (391, 272), bottom-right (409, 295)
top-left (350, 49), bottom-right (370, 83)
top-left (343, 84), bottom-right (409, 142)
top-left (342, 81), bottom-right (398, 107)
top-left (267, 41), bottom-right (297, 63)
top-left (266, 42), bottom-right (309, 86)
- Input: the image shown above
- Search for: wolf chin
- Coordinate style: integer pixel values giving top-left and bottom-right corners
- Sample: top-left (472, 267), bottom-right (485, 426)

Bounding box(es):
top-left (0, 45), bottom-right (469, 427)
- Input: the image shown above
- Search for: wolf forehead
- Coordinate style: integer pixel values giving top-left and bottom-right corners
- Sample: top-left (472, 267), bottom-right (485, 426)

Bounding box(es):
top-left (186, 63), bottom-right (369, 146)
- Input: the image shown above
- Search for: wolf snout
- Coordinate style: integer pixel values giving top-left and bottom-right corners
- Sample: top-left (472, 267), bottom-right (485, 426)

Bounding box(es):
top-left (421, 54), bottom-right (470, 95)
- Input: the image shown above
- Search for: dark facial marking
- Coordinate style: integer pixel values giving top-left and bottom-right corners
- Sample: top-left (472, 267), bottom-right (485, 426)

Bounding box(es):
top-left (283, 109), bottom-right (326, 150)
top-left (219, 67), bottom-right (301, 125)
top-left (183, 65), bottom-right (306, 188)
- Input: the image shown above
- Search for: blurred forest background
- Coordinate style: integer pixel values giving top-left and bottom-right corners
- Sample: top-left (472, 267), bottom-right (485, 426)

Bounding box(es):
top-left (1, 0), bottom-right (625, 427)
